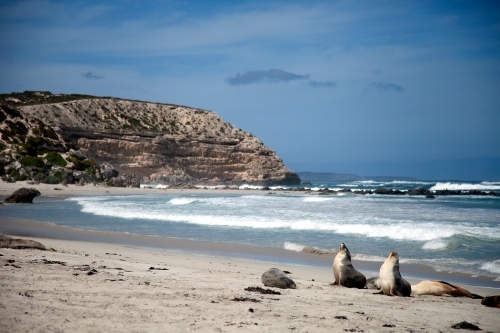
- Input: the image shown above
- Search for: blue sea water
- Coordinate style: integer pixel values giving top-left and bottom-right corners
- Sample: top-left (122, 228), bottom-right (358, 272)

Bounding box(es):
top-left (1, 180), bottom-right (500, 282)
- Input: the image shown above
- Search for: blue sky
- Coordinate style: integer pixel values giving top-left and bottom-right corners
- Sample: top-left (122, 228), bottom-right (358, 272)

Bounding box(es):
top-left (1, 0), bottom-right (499, 180)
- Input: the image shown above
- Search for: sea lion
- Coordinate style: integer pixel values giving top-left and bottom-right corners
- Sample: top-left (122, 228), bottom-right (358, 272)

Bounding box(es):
top-left (365, 277), bottom-right (381, 290)
top-left (481, 295), bottom-right (500, 308)
top-left (261, 268), bottom-right (296, 289)
top-left (378, 250), bottom-right (411, 296)
top-left (411, 280), bottom-right (482, 298)
top-left (0, 235), bottom-right (54, 251)
top-left (333, 243), bottom-right (366, 289)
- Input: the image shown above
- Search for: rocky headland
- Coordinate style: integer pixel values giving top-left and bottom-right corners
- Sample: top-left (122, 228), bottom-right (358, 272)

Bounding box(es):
top-left (0, 91), bottom-right (299, 186)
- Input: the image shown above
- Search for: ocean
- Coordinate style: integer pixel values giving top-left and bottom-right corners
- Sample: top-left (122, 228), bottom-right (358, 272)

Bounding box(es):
top-left (1, 179), bottom-right (500, 285)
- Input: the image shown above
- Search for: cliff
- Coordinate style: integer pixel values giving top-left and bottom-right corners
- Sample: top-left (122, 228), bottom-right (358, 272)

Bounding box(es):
top-left (0, 91), bottom-right (299, 185)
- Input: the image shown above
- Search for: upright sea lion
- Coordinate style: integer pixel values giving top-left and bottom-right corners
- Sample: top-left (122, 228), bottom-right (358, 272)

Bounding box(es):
top-left (333, 243), bottom-right (366, 289)
top-left (261, 268), bottom-right (296, 289)
top-left (411, 280), bottom-right (482, 298)
top-left (379, 250), bottom-right (411, 296)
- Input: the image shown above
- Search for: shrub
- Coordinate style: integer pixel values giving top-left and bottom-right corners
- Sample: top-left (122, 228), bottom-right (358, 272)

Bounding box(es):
top-left (45, 151), bottom-right (67, 167)
top-left (20, 156), bottom-right (45, 168)
top-left (42, 175), bottom-right (60, 184)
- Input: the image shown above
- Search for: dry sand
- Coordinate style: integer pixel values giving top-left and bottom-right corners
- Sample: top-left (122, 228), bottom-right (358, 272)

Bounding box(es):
top-left (0, 236), bottom-right (499, 333)
top-left (1, 181), bottom-right (500, 332)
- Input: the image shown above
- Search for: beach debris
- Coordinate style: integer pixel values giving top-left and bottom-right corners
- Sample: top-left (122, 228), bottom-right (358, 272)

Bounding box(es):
top-left (231, 297), bottom-right (261, 303)
top-left (210, 300), bottom-right (219, 303)
top-left (42, 259), bottom-right (66, 265)
top-left (8, 259), bottom-right (15, 263)
top-left (0, 235), bottom-right (54, 251)
top-left (283, 270), bottom-right (292, 274)
top-left (87, 269), bottom-right (98, 275)
top-left (19, 291), bottom-right (33, 298)
top-left (244, 286), bottom-right (281, 295)
top-left (105, 279), bottom-right (124, 282)
top-left (139, 281), bottom-right (150, 285)
top-left (481, 295), bottom-right (500, 308)
top-left (382, 324), bottom-right (395, 327)
top-left (4, 187), bottom-right (41, 203)
top-left (248, 308), bottom-right (254, 313)
top-left (451, 321), bottom-right (481, 330)
top-left (149, 266), bottom-right (169, 270)
top-left (106, 253), bottom-right (118, 255)
top-left (335, 316), bottom-right (348, 320)
top-left (261, 268), bottom-right (296, 289)
top-left (5, 263), bottom-right (21, 268)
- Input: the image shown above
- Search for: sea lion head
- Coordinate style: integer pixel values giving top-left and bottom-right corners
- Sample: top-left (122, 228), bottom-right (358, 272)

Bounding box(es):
top-left (338, 243), bottom-right (351, 261)
top-left (386, 250), bottom-right (400, 271)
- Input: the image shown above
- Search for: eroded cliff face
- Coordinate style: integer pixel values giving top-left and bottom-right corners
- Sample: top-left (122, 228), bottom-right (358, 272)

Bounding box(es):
top-left (16, 96), bottom-right (299, 185)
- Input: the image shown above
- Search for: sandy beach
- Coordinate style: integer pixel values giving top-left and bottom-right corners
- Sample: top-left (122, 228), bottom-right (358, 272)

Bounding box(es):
top-left (1, 181), bottom-right (500, 332)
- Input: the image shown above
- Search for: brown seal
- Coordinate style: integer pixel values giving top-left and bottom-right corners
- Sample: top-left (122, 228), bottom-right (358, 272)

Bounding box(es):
top-left (481, 295), bottom-right (500, 308)
top-left (411, 280), bottom-right (482, 298)
top-left (333, 243), bottom-right (366, 289)
top-left (378, 250), bottom-right (411, 296)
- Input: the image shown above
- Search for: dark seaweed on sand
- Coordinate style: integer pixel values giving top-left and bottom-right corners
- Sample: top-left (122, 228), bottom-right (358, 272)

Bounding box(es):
top-left (231, 297), bottom-right (261, 303)
top-left (451, 321), bottom-right (481, 330)
top-left (245, 286), bottom-right (281, 295)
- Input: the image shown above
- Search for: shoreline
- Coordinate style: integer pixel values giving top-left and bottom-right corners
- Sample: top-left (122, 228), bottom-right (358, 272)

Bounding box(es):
top-left (1, 217), bottom-right (500, 290)
top-left (1, 180), bottom-right (500, 289)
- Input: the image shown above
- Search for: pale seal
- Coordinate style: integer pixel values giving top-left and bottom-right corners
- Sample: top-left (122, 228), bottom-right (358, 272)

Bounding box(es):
top-left (261, 268), bottom-right (296, 289)
top-left (365, 277), bottom-right (381, 290)
top-left (378, 250), bottom-right (411, 296)
top-left (411, 280), bottom-right (482, 298)
top-left (333, 243), bottom-right (366, 289)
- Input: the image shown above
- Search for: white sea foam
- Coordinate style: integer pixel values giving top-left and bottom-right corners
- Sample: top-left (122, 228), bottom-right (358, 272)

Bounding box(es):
top-left (284, 242), bottom-right (306, 252)
top-left (422, 239), bottom-right (448, 250)
top-left (429, 182), bottom-right (500, 191)
top-left (169, 198), bottom-right (197, 205)
top-left (480, 260), bottom-right (500, 275)
top-left (303, 197), bottom-right (332, 202)
top-left (351, 254), bottom-right (387, 262)
top-left (140, 184), bottom-right (168, 189)
top-left (69, 195), bottom-right (500, 242)
top-left (482, 181), bottom-right (500, 185)
top-left (239, 184), bottom-right (263, 190)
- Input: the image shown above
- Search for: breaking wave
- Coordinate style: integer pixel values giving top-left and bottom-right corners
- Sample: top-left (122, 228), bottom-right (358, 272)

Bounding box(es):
top-left (429, 182), bottom-right (500, 191)
top-left (169, 198), bottom-right (197, 205)
top-left (421, 239), bottom-right (449, 250)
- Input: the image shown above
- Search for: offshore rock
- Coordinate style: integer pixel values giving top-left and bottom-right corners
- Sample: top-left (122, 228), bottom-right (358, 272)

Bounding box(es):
top-left (4, 188), bottom-right (41, 203)
top-left (14, 96), bottom-right (300, 185)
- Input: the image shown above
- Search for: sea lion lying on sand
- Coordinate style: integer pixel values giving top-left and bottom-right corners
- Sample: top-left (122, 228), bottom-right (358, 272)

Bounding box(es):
top-left (378, 250), bottom-right (411, 296)
top-left (261, 268), bottom-right (296, 289)
top-left (481, 295), bottom-right (500, 308)
top-left (365, 277), bottom-right (381, 290)
top-left (333, 243), bottom-right (366, 289)
top-left (411, 280), bottom-right (482, 298)
top-left (0, 235), bottom-right (54, 251)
